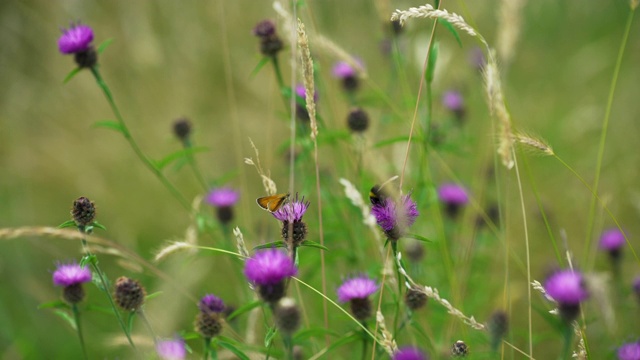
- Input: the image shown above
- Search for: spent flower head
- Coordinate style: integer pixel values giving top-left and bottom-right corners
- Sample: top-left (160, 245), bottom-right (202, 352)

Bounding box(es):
top-left (393, 346), bottom-right (429, 360)
top-left (371, 193), bottom-right (419, 240)
top-left (58, 23), bottom-right (94, 54)
top-left (156, 337), bottom-right (187, 360)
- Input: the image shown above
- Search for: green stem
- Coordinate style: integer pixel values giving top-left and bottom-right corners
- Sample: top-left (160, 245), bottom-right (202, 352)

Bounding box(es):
top-left (89, 67), bottom-right (191, 211)
top-left (283, 334), bottom-right (294, 360)
top-left (137, 309), bottom-right (157, 345)
top-left (183, 140), bottom-right (209, 191)
top-left (561, 323), bottom-right (573, 360)
top-left (390, 240), bottom-right (403, 337)
top-left (583, 8), bottom-right (635, 265)
top-left (80, 231), bottom-right (136, 348)
top-left (203, 337), bottom-right (211, 360)
top-left (360, 326), bottom-right (368, 360)
top-left (72, 304), bottom-right (88, 360)
top-left (270, 56), bottom-right (290, 113)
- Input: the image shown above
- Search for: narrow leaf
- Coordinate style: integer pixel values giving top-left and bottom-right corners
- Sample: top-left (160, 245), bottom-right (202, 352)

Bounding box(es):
top-left (438, 18), bottom-right (463, 47)
top-left (97, 38), bottom-right (114, 54)
top-left (217, 340), bottom-right (250, 360)
top-left (252, 241), bottom-right (286, 250)
top-left (227, 300), bottom-right (262, 321)
top-left (426, 42), bottom-right (439, 84)
top-left (264, 326), bottom-right (277, 348)
top-left (84, 305), bottom-right (114, 315)
top-left (92, 120), bottom-right (125, 134)
top-left (299, 240), bottom-right (329, 251)
top-left (293, 327), bottom-right (340, 341)
top-left (91, 221), bottom-right (107, 230)
top-left (250, 57), bottom-right (271, 78)
top-left (405, 234), bottom-right (433, 243)
top-left (374, 136), bottom-right (423, 148)
top-left (57, 220), bottom-right (77, 229)
top-left (38, 300), bottom-right (69, 310)
top-left (155, 146), bottom-right (210, 170)
top-left (53, 309), bottom-right (77, 330)
top-left (325, 332), bottom-right (361, 355)
top-left (63, 67), bottom-right (82, 84)
top-left (145, 291), bottom-right (163, 301)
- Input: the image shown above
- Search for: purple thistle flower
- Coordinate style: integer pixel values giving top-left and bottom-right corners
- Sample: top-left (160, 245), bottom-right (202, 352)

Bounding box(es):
top-left (544, 270), bottom-right (588, 305)
top-left (442, 91), bottom-right (464, 112)
top-left (52, 263), bottom-right (92, 287)
top-left (393, 346), bottom-right (429, 360)
top-left (206, 188), bottom-right (239, 208)
top-left (617, 342), bottom-right (640, 360)
top-left (199, 294), bottom-right (225, 314)
top-left (633, 277), bottom-right (640, 302)
top-left (371, 194), bottom-right (419, 240)
top-left (332, 61), bottom-right (357, 79)
top-left (58, 23), bottom-right (94, 54)
top-left (156, 337), bottom-right (186, 360)
top-left (437, 183), bottom-right (469, 205)
top-left (337, 275), bottom-right (378, 303)
top-left (244, 249), bottom-right (297, 286)
top-left (253, 19), bottom-right (276, 38)
top-left (599, 228), bottom-right (626, 251)
top-left (272, 194), bottom-right (309, 223)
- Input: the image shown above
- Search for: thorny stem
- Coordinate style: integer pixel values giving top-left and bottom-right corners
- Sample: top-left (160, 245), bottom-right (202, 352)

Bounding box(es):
top-left (89, 67), bottom-right (191, 212)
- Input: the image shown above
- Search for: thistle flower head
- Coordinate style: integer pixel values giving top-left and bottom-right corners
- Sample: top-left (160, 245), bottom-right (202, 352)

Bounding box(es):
top-left (156, 337), bottom-right (186, 360)
top-left (199, 294), bottom-right (225, 314)
top-left (272, 194), bottom-right (309, 223)
top-left (253, 20), bottom-right (277, 37)
top-left (599, 228), bottom-right (626, 251)
top-left (58, 23), bottom-right (94, 54)
top-left (172, 117), bottom-right (192, 142)
top-left (52, 262), bottom-right (92, 287)
top-left (337, 275), bottom-right (378, 303)
top-left (437, 184), bottom-right (469, 205)
top-left (617, 341), bottom-right (640, 360)
top-left (371, 194), bottom-right (419, 240)
top-left (442, 91), bottom-right (464, 112)
top-left (544, 270), bottom-right (588, 305)
top-left (393, 346), bottom-right (429, 360)
top-left (244, 249), bottom-right (297, 286)
top-left (206, 188), bottom-right (240, 208)
top-left (346, 108), bottom-right (370, 133)
top-left (332, 61), bottom-right (357, 79)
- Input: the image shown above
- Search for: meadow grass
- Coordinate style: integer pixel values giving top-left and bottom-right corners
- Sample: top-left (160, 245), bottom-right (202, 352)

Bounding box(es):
top-left (0, 1), bottom-right (639, 359)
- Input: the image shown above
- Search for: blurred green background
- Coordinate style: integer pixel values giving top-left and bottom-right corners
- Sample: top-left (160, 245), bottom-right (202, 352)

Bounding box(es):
top-left (1, 0), bottom-right (639, 358)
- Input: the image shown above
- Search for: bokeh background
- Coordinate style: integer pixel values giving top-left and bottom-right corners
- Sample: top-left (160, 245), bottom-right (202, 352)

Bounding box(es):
top-left (1, 0), bottom-right (639, 358)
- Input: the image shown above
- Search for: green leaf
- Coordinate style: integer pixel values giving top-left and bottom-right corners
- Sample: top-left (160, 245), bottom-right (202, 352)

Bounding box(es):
top-left (96, 38), bottom-right (114, 54)
top-left (299, 240), bottom-right (329, 251)
top-left (57, 220), bottom-right (77, 229)
top-left (38, 300), bottom-right (69, 310)
top-left (155, 146), bottom-right (210, 170)
top-left (227, 300), bottom-right (262, 321)
top-left (252, 241), bottom-right (286, 251)
top-left (80, 254), bottom-right (98, 268)
top-left (145, 291), bottom-right (162, 301)
top-left (250, 57), bottom-right (271, 79)
top-left (91, 221), bottom-right (107, 230)
top-left (53, 309), bottom-right (76, 330)
top-left (92, 120), bottom-right (125, 134)
top-left (181, 331), bottom-right (201, 341)
top-left (438, 18), bottom-right (463, 47)
top-left (63, 67), bottom-right (82, 84)
top-left (426, 42), bottom-right (439, 84)
top-left (217, 340), bottom-right (250, 360)
top-left (405, 234), bottom-right (433, 243)
top-left (264, 326), bottom-right (277, 348)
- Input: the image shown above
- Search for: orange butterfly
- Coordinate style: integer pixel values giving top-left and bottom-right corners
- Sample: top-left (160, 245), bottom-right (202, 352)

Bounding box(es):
top-left (256, 193), bottom-right (290, 212)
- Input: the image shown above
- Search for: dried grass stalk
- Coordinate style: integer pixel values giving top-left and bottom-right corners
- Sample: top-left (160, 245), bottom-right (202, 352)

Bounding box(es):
top-left (245, 138), bottom-right (278, 195)
top-left (514, 132), bottom-right (554, 156)
top-left (483, 57), bottom-right (514, 169)
top-left (233, 226), bottom-right (250, 259)
top-left (497, 0), bottom-right (526, 65)
top-left (390, 4), bottom-right (477, 37)
top-left (296, 19), bottom-right (318, 139)
top-left (154, 241), bottom-right (193, 262)
top-left (375, 311), bottom-right (398, 355)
